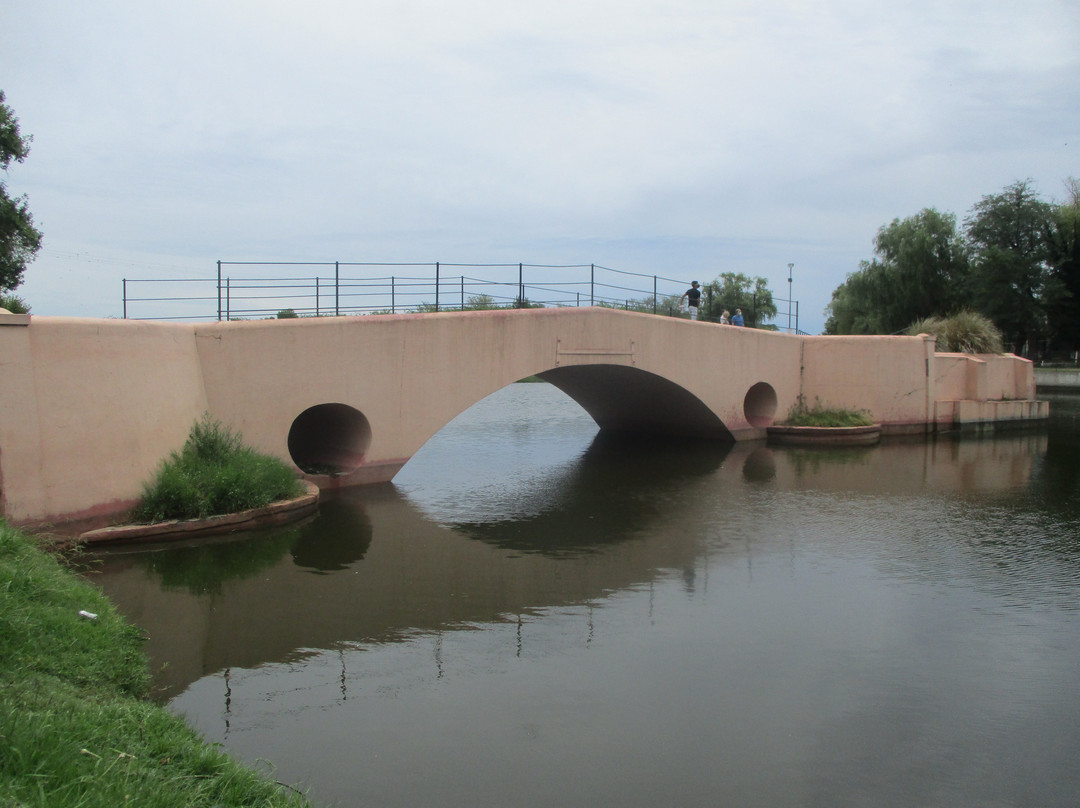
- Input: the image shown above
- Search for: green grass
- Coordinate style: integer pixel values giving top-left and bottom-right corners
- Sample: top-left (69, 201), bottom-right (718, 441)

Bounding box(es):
top-left (0, 520), bottom-right (311, 807)
top-left (781, 398), bottom-right (875, 428)
top-left (133, 415), bottom-right (303, 524)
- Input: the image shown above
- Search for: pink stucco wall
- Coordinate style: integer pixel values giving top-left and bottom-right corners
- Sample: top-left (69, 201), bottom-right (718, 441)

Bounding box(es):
top-left (0, 317), bottom-right (209, 525)
top-left (0, 309), bottom-right (1044, 529)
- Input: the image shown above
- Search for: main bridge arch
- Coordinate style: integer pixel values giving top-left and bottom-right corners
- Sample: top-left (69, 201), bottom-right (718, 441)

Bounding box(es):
top-left (283, 364), bottom-right (747, 477)
top-left (196, 305), bottom-right (800, 484)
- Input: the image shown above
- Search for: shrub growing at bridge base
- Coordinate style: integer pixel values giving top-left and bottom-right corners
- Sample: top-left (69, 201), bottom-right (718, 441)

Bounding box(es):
top-left (133, 415), bottom-right (302, 524)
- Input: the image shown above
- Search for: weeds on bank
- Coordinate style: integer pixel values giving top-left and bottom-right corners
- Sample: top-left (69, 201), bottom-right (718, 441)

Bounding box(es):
top-left (0, 520), bottom-right (310, 807)
top-left (781, 397), bottom-right (875, 428)
top-left (133, 415), bottom-right (303, 523)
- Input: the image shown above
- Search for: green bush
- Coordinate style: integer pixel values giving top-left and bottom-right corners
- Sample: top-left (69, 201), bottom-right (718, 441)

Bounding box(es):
top-left (781, 397), bottom-right (875, 427)
top-left (0, 293), bottom-right (29, 313)
top-left (906, 310), bottom-right (1004, 354)
top-left (133, 416), bottom-right (302, 523)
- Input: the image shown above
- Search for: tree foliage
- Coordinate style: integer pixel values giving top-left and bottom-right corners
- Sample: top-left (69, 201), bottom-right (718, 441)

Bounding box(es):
top-left (825, 208), bottom-right (968, 335)
top-left (1045, 178), bottom-right (1080, 351)
top-left (964, 180), bottom-right (1055, 352)
top-left (826, 178), bottom-right (1080, 356)
top-left (702, 272), bottom-right (777, 327)
top-left (0, 91), bottom-right (42, 293)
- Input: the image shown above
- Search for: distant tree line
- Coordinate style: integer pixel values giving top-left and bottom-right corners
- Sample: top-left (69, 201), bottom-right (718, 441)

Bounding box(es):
top-left (825, 178), bottom-right (1080, 357)
top-left (615, 272), bottom-right (779, 328)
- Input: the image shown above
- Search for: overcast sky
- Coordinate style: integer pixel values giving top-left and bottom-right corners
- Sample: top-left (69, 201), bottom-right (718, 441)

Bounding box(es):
top-left (3, 0), bottom-right (1078, 332)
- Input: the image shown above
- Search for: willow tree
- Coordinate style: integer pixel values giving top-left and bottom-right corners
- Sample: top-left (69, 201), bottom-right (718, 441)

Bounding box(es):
top-left (825, 208), bottom-right (968, 335)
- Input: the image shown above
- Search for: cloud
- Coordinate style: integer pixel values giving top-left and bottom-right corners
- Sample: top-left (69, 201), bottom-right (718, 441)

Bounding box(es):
top-left (2, 0), bottom-right (1078, 329)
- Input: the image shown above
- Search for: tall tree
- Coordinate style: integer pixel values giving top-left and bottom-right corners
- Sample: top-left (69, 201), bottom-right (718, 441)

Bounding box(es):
top-left (702, 272), bottom-right (777, 327)
top-left (1045, 178), bottom-right (1080, 352)
top-left (964, 180), bottom-right (1055, 354)
top-left (824, 208), bottom-right (968, 335)
top-left (824, 262), bottom-right (890, 335)
top-left (0, 91), bottom-right (42, 293)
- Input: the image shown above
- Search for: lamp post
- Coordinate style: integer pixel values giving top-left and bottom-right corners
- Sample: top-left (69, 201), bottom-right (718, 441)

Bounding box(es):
top-left (787, 263), bottom-right (794, 332)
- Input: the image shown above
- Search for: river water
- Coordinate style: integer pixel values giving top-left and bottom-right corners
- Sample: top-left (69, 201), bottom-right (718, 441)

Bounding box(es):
top-left (83, 385), bottom-right (1080, 807)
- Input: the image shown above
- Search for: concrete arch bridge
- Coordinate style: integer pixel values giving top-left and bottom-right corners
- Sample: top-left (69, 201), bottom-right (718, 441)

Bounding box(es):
top-left (0, 306), bottom-right (1046, 528)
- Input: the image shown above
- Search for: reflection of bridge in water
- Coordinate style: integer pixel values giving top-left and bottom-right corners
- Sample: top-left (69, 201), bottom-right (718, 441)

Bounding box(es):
top-left (84, 430), bottom-right (1046, 702)
top-left (0, 307), bottom-right (1045, 527)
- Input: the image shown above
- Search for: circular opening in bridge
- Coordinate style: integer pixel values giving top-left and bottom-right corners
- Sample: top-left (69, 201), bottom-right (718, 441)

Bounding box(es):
top-left (288, 403), bottom-right (371, 476)
top-left (743, 382), bottom-right (778, 427)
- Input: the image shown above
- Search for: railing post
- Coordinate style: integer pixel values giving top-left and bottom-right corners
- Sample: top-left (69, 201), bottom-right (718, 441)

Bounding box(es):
top-left (217, 260), bottom-right (222, 321)
top-left (435, 262), bottom-right (440, 312)
top-left (335, 261), bottom-right (340, 316)
top-left (590, 264), bottom-right (595, 305)
top-left (122, 278), bottom-right (127, 319)
top-left (391, 276), bottom-right (396, 313)
top-left (795, 300), bottom-right (799, 334)
top-left (461, 275), bottom-right (465, 310)
top-left (518, 262), bottom-right (524, 306)
top-left (226, 277), bottom-right (231, 321)
top-left (653, 275), bottom-right (658, 314)
top-left (316, 276), bottom-right (320, 317)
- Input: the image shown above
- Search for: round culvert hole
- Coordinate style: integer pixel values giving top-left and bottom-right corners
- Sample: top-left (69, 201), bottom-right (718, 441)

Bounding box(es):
top-left (288, 403), bottom-right (371, 475)
top-left (743, 382), bottom-right (778, 427)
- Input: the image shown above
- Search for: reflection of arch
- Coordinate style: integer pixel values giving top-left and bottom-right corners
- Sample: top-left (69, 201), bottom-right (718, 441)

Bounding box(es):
top-left (538, 364), bottom-right (734, 440)
top-left (743, 382), bottom-right (778, 427)
top-left (288, 403), bottom-right (372, 475)
top-left (290, 494), bottom-right (373, 573)
top-left (450, 430), bottom-right (730, 557)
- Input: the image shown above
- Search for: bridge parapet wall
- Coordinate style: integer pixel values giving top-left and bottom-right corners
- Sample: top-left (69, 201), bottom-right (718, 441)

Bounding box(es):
top-left (799, 334), bottom-right (936, 432)
top-left (0, 317), bottom-right (209, 526)
top-left (932, 352), bottom-right (1034, 401)
top-left (0, 309), bottom-right (1046, 528)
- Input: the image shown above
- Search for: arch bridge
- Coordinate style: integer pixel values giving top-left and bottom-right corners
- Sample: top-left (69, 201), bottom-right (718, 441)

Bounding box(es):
top-left (0, 306), bottom-right (1044, 528)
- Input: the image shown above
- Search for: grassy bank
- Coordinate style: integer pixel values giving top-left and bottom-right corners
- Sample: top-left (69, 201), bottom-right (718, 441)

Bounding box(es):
top-left (0, 521), bottom-right (310, 807)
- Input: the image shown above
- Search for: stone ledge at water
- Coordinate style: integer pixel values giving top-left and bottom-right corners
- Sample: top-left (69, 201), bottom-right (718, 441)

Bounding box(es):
top-left (766, 424), bottom-right (882, 446)
top-left (78, 481), bottom-right (320, 545)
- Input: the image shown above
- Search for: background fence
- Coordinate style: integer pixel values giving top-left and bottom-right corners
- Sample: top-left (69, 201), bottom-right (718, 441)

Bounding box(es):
top-left (121, 261), bottom-right (801, 332)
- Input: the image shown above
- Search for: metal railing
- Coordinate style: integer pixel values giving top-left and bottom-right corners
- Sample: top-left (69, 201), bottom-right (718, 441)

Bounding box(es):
top-left (121, 261), bottom-right (800, 332)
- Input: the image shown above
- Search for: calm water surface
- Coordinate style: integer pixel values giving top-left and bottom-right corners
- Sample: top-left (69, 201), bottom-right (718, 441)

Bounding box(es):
top-left (84, 386), bottom-right (1080, 807)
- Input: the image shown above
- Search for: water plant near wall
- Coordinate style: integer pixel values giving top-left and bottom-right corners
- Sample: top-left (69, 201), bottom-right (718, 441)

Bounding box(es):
top-left (133, 415), bottom-right (302, 524)
top-left (780, 396), bottom-right (875, 428)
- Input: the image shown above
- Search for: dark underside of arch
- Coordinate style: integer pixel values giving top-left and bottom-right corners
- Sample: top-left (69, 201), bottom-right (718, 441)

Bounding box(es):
top-left (538, 364), bottom-right (734, 441)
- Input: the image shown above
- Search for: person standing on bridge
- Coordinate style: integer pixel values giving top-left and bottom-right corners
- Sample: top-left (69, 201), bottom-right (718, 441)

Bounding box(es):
top-left (680, 281), bottom-right (702, 321)
top-left (732, 308), bottom-right (744, 327)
